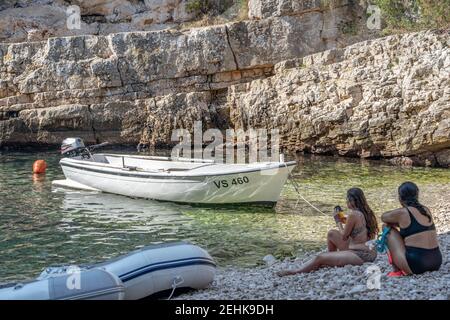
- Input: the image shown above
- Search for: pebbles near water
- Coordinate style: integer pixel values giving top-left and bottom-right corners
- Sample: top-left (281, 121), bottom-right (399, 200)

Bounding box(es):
top-left (178, 203), bottom-right (450, 300)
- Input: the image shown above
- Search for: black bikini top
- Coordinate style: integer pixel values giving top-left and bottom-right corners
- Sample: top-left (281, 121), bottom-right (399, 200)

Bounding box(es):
top-left (399, 207), bottom-right (435, 238)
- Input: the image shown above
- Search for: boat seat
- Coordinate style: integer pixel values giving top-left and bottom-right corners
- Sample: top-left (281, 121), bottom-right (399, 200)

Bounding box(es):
top-left (91, 154), bottom-right (109, 164)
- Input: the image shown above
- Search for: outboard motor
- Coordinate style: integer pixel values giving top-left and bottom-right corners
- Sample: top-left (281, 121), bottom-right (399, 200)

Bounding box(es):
top-left (61, 138), bottom-right (109, 159)
top-left (61, 137), bottom-right (88, 158)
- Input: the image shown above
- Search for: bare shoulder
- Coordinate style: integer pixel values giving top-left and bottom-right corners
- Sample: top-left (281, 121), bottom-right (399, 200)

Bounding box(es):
top-left (381, 207), bottom-right (408, 223)
top-left (389, 207), bottom-right (408, 215)
top-left (348, 209), bottom-right (364, 215)
top-left (347, 209), bottom-right (362, 218)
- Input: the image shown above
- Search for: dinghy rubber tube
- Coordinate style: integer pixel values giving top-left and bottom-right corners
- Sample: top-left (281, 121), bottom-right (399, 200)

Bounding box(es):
top-left (0, 242), bottom-right (216, 300)
top-left (0, 269), bottom-right (125, 300)
top-left (97, 242), bottom-right (216, 300)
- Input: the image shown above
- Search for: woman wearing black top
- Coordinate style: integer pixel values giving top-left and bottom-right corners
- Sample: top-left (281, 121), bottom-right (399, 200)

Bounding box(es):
top-left (381, 182), bottom-right (442, 275)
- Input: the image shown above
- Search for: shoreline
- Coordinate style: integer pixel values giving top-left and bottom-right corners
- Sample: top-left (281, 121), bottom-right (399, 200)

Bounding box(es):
top-left (1, 147), bottom-right (448, 169)
top-left (177, 203), bottom-right (450, 300)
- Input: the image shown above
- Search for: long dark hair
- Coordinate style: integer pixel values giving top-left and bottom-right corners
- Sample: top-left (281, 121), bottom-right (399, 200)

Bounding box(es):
top-left (347, 188), bottom-right (379, 239)
top-left (398, 181), bottom-right (432, 222)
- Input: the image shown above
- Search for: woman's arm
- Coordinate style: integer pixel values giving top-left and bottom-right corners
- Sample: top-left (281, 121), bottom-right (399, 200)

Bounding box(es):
top-left (381, 208), bottom-right (405, 226)
top-left (341, 213), bottom-right (356, 241)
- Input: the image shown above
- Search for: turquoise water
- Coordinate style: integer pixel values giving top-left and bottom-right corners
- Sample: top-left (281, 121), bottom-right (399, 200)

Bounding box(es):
top-left (0, 150), bottom-right (449, 282)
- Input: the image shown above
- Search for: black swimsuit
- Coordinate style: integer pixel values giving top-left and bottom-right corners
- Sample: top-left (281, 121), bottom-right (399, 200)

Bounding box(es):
top-left (399, 207), bottom-right (442, 274)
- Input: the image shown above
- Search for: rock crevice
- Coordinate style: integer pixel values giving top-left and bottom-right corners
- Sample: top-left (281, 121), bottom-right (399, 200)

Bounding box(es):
top-left (224, 25), bottom-right (240, 71)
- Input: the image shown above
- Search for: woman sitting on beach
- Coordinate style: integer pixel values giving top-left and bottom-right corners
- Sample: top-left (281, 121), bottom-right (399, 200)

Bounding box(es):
top-left (381, 181), bottom-right (442, 276)
top-left (278, 187), bottom-right (379, 276)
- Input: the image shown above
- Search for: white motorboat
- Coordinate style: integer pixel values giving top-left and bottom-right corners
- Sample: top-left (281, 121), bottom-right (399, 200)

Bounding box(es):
top-left (53, 138), bottom-right (297, 205)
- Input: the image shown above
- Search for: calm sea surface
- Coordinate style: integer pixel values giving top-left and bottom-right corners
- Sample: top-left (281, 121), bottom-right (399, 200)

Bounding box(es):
top-left (1, 149), bottom-right (449, 282)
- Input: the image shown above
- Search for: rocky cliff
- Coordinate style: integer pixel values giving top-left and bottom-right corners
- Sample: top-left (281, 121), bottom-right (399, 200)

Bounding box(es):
top-left (229, 30), bottom-right (450, 167)
top-left (0, 1), bottom-right (448, 166)
top-left (0, 1), bottom-right (369, 143)
top-left (0, 0), bottom-right (197, 43)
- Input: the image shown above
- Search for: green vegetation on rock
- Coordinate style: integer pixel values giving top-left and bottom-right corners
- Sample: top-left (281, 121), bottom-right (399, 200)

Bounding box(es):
top-left (374, 0), bottom-right (450, 33)
top-left (339, 20), bottom-right (358, 35)
top-left (186, 0), bottom-right (247, 17)
top-left (186, 0), bottom-right (209, 15)
top-left (183, 0), bottom-right (248, 28)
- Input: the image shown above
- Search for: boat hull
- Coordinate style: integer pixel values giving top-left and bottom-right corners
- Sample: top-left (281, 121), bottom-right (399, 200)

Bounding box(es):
top-left (59, 158), bottom-right (296, 204)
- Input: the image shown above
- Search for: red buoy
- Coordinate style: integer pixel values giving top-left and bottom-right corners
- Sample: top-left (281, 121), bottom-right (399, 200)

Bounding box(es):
top-left (32, 160), bottom-right (47, 174)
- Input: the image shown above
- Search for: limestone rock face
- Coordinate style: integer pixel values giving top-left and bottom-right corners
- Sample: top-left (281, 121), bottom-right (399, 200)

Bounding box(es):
top-left (248, 0), bottom-right (323, 20)
top-left (227, 30), bottom-right (450, 166)
top-left (19, 104), bottom-right (96, 144)
top-left (0, 2), bottom-right (364, 148)
top-left (0, 2), bottom-right (448, 167)
top-left (0, 0), bottom-right (196, 43)
top-left (228, 14), bottom-right (324, 68)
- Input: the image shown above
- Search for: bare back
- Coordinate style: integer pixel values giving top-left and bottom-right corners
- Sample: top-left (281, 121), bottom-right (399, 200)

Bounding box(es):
top-left (398, 206), bottom-right (439, 249)
top-left (345, 210), bottom-right (370, 250)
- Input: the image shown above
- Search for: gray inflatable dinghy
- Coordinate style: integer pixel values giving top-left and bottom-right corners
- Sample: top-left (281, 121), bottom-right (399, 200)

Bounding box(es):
top-left (0, 242), bottom-right (215, 300)
top-left (0, 268), bottom-right (125, 300)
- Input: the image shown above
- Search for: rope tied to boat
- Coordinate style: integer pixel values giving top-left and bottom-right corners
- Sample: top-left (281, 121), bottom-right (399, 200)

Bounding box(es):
top-left (284, 163), bottom-right (327, 216)
top-left (167, 275), bottom-right (184, 300)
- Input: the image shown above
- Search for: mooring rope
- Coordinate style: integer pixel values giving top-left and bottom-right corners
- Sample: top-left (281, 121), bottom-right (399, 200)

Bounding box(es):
top-left (284, 163), bottom-right (327, 216)
top-left (167, 276), bottom-right (184, 300)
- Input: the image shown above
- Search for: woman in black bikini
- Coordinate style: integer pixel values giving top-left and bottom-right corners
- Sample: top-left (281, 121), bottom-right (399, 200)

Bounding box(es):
top-left (382, 181), bottom-right (442, 275)
top-left (278, 188), bottom-right (379, 276)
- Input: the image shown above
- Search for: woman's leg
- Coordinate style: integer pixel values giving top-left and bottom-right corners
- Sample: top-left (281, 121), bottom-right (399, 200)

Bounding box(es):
top-left (277, 251), bottom-right (364, 276)
top-left (327, 229), bottom-right (349, 252)
top-left (386, 227), bottom-right (413, 275)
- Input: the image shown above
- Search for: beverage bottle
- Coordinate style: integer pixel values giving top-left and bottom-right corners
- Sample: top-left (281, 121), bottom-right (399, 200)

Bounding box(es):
top-left (333, 205), bottom-right (347, 224)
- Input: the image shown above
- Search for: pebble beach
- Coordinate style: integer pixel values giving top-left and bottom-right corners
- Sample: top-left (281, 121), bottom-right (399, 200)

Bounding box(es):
top-left (178, 202), bottom-right (450, 300)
